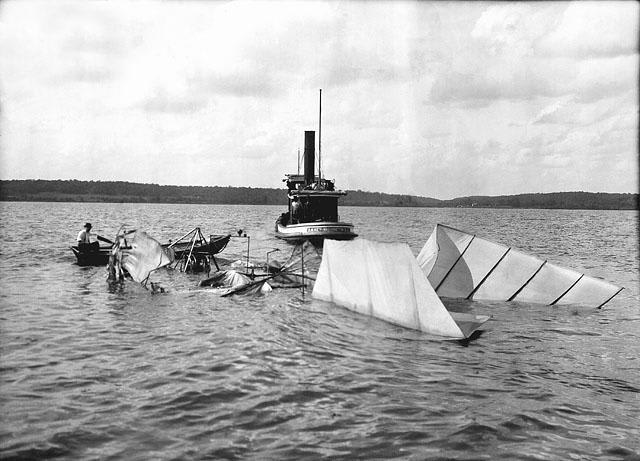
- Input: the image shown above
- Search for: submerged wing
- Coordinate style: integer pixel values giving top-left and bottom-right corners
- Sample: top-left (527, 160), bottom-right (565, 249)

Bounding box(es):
top-left (120, 231), bottom-right (173, 284)
top-left (417, 223), bottom-right (622, 308)
top-left (313, 239), bottom-right (488, 339)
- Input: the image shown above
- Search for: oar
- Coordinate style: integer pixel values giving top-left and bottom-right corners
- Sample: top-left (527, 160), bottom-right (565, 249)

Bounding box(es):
top-left (97, 235), bottom-right (114, 245)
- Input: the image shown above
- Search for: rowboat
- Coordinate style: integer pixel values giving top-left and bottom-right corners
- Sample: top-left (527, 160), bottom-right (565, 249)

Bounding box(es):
top-left (168, 234), bottom-right (231, 259)
top-left (71, 233), bottom-right (231, 267)
top-left (70, 245), bottom-right (112, 266)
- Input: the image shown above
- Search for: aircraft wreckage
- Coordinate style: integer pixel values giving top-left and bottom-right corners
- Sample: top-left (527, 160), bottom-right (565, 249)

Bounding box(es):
top-left (105, 223), bottom-right (623, 340)
top-left (418, 224), bottom-right (623, 308)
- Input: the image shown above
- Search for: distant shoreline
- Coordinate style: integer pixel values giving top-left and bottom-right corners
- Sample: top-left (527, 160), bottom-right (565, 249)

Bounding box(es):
top-left (0, 180), bottom-right (637, 210)
top-left (2, 199), bottom-right (638, 212)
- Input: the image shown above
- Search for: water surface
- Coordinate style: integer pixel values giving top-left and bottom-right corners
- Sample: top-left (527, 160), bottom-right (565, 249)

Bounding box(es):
top-left (1, 202), bottom-right (638, 460)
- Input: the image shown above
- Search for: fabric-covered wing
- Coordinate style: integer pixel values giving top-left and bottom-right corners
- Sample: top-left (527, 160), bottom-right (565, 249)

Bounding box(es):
top-left (417, 225), bottom-right (473, 289)
top-left (121, 231), bottom-right (173, 283)
top-left (553, 275), bottom-right (622, 307)
top-left (512, 262), bottom-right (581, 305)
top-left (418, 224), bottom-right (622, 308)
top-left (314, 239), bottom-right (371, 316)
top-left (313, 239), bottom-right (489, 339)
top-left (472, 249), bottom-right (544, 301)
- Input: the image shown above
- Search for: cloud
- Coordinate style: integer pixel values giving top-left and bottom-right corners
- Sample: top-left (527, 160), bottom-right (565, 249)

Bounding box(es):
top-left (532, 99), bottom-right (572, 125)
top-left (471, 2), bottom-right (638, 60)
top-left (532, 89), bottom-right (636, 129)
top-left (429, 51), bottom-right (636, 108)
top-left (61, 66), bottom-right (115, 84)
top-left (429, 65), bottom-right (560, 105)
top-left (429, 2), bottom-right (638, 107)
top-left (471, 3), bottom-right (558, 57)
top-left (428, 3), bottom-right (559, 105)
top-left (572, 56), bottom-right (638, 103)
top-left (0, 1), bottom-right (636, 197)
top-left (537, 2), bottom-right (638, 58)
top-left (140, 88), bottom-right (207, 114)
top-left (189, 67), bottom-right (283, 99)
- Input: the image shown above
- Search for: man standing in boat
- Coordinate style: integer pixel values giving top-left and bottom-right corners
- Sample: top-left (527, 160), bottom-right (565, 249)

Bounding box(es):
top-left (77, 222), bottom-right (99, 252)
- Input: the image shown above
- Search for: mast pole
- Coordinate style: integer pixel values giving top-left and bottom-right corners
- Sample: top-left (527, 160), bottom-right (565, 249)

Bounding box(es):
top-left (318, 88), bottom-right (322, 186)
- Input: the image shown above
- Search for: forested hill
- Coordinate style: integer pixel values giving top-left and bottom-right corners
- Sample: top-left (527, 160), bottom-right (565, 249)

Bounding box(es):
top-left (440, 192), bottom-right (638, 210)
top-left (0, 180), bottom-right (637, 210)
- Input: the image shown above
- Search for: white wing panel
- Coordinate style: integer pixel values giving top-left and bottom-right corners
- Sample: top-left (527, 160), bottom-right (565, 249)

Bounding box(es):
top-left (472, 249), bottom-right (544, 301)
top-left (513, 262), bottom-right (581, 305)
top-left (555, 276), bottom-right (622, 307)
top-left (314, 239), bottom-right (489, 338)
top-left (420, 225), bottom-right (474, 289)
top-left (437, 237), bottom-right (509, 299)
top-left (418, 223), bottom-right (622, 308)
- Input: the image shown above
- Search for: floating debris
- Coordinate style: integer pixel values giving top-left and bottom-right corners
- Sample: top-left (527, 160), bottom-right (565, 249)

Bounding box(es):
top-left (166, 227), bottom-right (231, 273)
top-left (108, 228), bottom-right (173, 287)
top-left (313, 239), bottom-right (489, 339)
top-left (417, 223), bottom-right (623, 308)
top-left (199, 241), bottom-right (321, 297)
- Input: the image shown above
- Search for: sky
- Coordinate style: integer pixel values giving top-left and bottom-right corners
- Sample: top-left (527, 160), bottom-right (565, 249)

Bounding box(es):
top-left (0, 1), bottom-right (637, 200)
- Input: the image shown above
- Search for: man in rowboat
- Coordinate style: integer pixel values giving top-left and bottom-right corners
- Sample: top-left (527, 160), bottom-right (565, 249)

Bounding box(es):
top-left (77, 222), bottom-right (99, 252)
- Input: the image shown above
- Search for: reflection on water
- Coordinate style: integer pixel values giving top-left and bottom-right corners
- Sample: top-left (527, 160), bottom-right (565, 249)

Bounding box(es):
top-left (0, 202), bottom-right (638, 460)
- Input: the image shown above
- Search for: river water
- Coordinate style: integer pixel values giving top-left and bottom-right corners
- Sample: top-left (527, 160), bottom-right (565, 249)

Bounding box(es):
top-left (0, 202), bottom-right (638, 460)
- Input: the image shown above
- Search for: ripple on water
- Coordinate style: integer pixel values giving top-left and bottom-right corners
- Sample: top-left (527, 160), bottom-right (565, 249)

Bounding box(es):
top-left (0, 204), bottom-right (639, 460)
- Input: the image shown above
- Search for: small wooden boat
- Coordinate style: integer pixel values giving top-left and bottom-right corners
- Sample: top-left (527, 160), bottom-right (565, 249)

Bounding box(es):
top-left (71, 232), bottom-right (231, 267)
top-left (168, 234), bottom-right (231, 259)
top-left (70, 245), bottom-right (112, 266)
top-left (166, 230), bottom-right (232, 272)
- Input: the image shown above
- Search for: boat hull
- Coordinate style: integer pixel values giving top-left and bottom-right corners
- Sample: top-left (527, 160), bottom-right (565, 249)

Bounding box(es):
top-left (168, 234), bottom-right (231, 258)
top-left (71, 234), bottom-right (231, 267)
top-left (275, 221), bottom-right (357, 242)
top-left (70, 246), bottom-right (111, 266)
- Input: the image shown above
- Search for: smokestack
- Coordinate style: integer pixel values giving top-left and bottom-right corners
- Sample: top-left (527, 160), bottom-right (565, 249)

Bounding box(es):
top-left (304, 130), bottom-right (315, 186)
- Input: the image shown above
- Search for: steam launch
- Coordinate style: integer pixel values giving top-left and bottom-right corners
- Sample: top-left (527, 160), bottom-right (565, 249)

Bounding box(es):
top-left (275, 90), bottom-right (357, 243)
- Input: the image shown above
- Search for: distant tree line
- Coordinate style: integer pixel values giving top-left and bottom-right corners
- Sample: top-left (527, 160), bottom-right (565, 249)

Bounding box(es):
top-left (0, 180), bottom-right (637, 210)
top-left (442, 192), bottom-right (638, 210)
top-left (0, 180), bottom-right (285, 205)
top-left (342, 190), bottom-right (442, 207)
